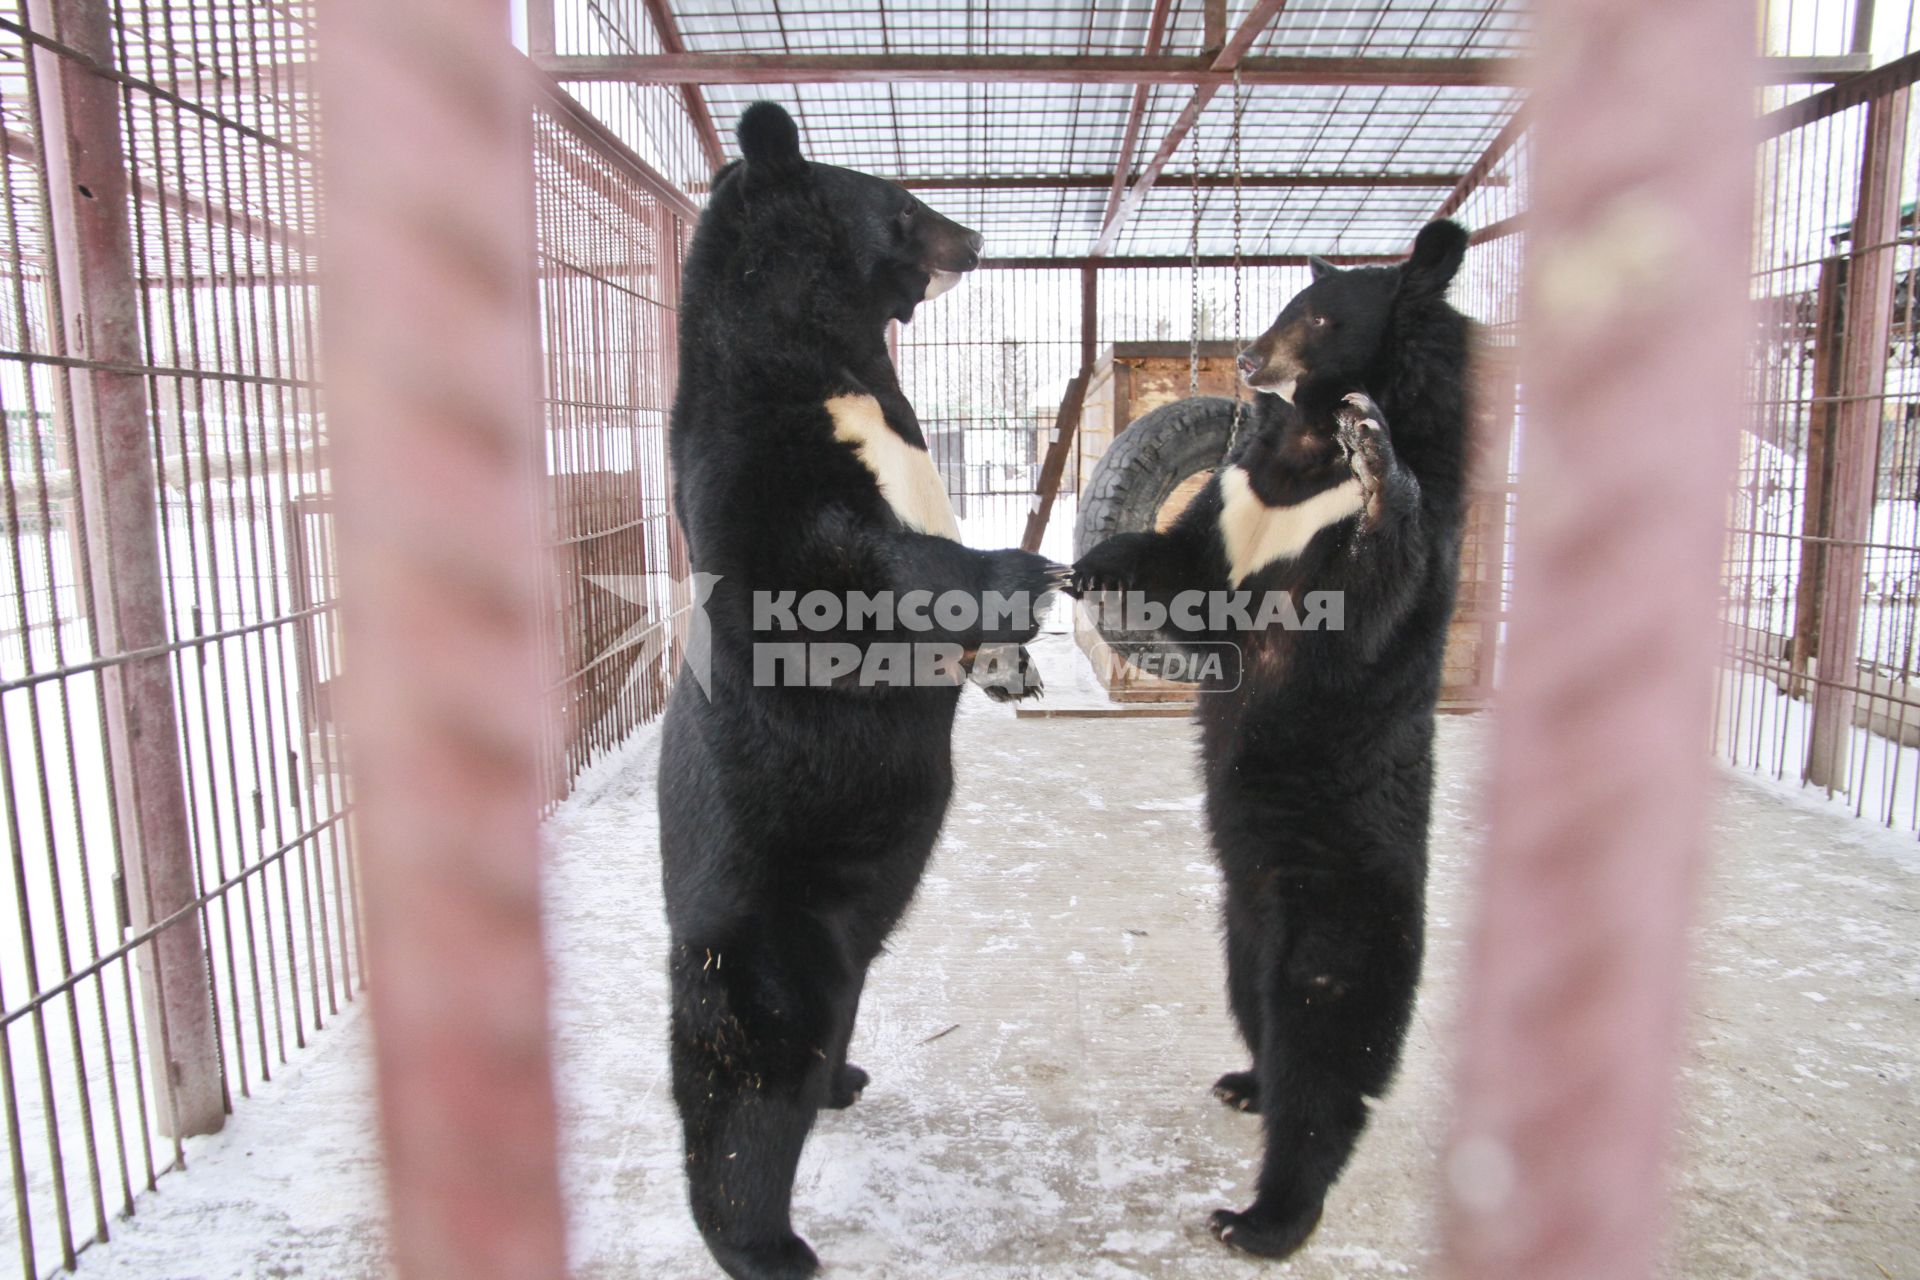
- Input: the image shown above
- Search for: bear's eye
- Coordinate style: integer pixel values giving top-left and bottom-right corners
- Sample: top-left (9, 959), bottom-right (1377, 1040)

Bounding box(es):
top-left (1308, 315), bottom-right (1330, 328)
top-left (897, 203), bottom-right (916, 227)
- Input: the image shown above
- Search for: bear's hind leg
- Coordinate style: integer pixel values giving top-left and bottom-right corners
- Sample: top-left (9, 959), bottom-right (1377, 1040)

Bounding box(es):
top-left (1209, 880), bottom-right (1423, 1260)
top-left (671, 927), bottom-right (852, 1280)
top-left (1213, 882), bottom-right (1272, 1114)
top-left (824, 965), bottom-right (869, 1110)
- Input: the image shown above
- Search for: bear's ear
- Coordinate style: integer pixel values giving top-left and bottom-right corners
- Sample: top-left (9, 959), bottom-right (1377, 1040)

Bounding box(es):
top-left (1400, 219), bottom-right (1469, 301)
top-left (1307, 254), bottom-right (1339, 281)
top-left (737, 101), bottom-right (806, 178)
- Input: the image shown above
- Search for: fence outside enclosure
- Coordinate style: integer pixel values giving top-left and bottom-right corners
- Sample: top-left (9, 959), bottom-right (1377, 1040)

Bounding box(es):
top-left (1724, 56), bottom-right (1920, 833)
top-left (1, 0), bottom-right (1919, 1274)
top-left (0, 5), bottom-right (692, 1275)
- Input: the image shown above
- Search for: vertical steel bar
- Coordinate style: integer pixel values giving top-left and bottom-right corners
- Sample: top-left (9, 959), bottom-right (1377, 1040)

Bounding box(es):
top-left (318, 0), bottom-right (568, 1274)
top-left (1439, 0), bottom-right (1753, 1275)
top-left (1806, 89), bottom-right (1908, 790)
top-left (29, 0), bottom-right (226, 1140)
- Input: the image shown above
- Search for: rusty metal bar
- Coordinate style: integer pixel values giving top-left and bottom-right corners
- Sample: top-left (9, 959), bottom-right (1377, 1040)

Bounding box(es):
top-left (318, 0), bottom-right (567, 1273)
top-left (897, 171), bottom-right (1478, 191)
top-left (1434, 110), bottom-right (1527, 223)
top-left (1092, 0), bottom-right (1290, 256)
top-left (1787, 255), bottom-right (1848, 699)
top-left (1806, 88), bottom-right (1909, 790)
top-left (982, 253), bottom-right (1398, 269)
top-left (527, 62), bottom-right (702, 224)
top-left (1021, 267), bottom-right (1098, 554)
top-left (534, 51), bottom-right (1864, 87)
top-left (1440, 0), bottom-right (1753, 1276)
top-left (1102, 0), bottom-right (1176, 237)
top-left (1759, 48), bottom-right (1920, 138)
top-left (638, 0), bottom-right (725, 170)
top-left (1213, 0), bottom-right (1290, 68)
top-left (29, 0), bottom-right (225, 1141)
top-left (1092, 87), bottom-right (1217, 256)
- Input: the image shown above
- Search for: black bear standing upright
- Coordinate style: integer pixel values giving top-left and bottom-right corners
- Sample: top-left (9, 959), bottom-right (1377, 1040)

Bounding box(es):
top-left (658, 102), bottom-right (1062, 1280)
top-left (1072, 220), bottom-right (1473, 1261)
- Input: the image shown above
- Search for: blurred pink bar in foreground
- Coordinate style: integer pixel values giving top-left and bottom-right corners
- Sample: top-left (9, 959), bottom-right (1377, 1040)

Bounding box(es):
top-left (318, 0), bottom-right (568, 1276)
top-left (1441, 0), bottom-right (1754, 1277)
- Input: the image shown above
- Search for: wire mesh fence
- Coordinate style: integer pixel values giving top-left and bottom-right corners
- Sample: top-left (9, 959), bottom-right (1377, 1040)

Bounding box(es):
top-left (0, 5), bottom-right (696, 1274)
top-left (532, 88), bottom-right (695, 798)
top-left (0, 1), bottom-right (349, 1275)
top-left (1722, 62), bottom-right (1920, 833)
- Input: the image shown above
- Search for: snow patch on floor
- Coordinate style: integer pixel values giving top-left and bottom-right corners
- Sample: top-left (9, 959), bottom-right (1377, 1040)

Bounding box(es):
top-left (67, 708), bottom-right (1920, 1279)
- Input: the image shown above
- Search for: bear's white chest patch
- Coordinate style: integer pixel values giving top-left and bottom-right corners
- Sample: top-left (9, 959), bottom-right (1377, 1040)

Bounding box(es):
top-left (826, 394), bottom-right (961, 541)
top-left (1218, 465), bottom-right (1365, 586)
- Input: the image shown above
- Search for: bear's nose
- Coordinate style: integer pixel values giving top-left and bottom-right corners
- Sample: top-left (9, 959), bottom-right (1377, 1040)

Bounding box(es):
top-left (958, 231), bottom-right (983, 269)
top-left (1236, 351), bottom-right (1261, 378)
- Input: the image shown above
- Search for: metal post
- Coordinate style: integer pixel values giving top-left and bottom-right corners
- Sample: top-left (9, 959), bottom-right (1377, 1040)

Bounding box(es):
top-left (319, 0), bottom-right (567, 1274)
top-left (1788, 254), bottom-right (1847, 699)
top-left (1806, 89), bottom-right (1908, 789)
top-left (1440, 0), bottom-right (1752, 1275)
top-left (29, 0), bottom-right (225, 1138)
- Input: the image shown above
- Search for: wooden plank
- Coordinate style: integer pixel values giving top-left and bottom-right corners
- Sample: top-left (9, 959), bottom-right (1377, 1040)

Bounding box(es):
top-left (1021, 369), bottom-right (1091, 553)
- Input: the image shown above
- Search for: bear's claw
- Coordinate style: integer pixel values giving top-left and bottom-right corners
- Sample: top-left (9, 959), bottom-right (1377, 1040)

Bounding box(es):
top-left (1212, 1070), bottom-right (1261, 1113)
top-left (1208, 1201), bottom-right (1325, 1260)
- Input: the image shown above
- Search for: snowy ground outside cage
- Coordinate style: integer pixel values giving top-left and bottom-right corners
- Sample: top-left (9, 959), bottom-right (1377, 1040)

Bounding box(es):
top-left (1716, 663), bottom-right (1920, 831)
top-left (58, 647), bottom-right (1920, 1280)
top-left (1, 510), bottom-right (355, 1280)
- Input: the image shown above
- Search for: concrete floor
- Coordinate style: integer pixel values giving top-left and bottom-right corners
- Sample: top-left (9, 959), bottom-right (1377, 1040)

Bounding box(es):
top-left (73, 696), bottom-right (1920, 1279)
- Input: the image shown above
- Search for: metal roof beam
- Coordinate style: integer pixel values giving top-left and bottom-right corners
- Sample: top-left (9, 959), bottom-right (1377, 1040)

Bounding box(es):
top-left (640, 0), bottom-right (726, 170)
top-left (533, 52), bottom-right (1868, 88)
top-left (1090, 0), bottom-right (1291, 256)
top-left (1433, 109), bottom-right (1528, 222)
top-left (894, 172), bottom-right (1493, 190)
top-left (1102, 0), bottom-right (1177, 237)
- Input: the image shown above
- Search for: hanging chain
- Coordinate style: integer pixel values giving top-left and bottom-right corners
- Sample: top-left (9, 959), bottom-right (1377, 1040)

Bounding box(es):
top-left (1228, 65), bottom-right (1247, 454)
top-left (1189, 121), bottom-right (1202, 399)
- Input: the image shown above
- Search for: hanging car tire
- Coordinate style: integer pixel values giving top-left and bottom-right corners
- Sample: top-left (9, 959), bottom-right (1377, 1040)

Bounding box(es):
top-left (1074, 396), bottom-right (1240, 675)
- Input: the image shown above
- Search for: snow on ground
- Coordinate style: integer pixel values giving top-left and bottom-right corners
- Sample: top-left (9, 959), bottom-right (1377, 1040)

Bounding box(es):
top-left (2, 510), bottom-right (356, 1279)
top-left (61, 691), bottom-right (1920, 1279)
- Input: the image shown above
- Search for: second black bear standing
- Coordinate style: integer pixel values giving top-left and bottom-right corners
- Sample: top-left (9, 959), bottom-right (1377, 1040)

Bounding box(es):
top-left (1073, 220), bottom-right (1473, 1260)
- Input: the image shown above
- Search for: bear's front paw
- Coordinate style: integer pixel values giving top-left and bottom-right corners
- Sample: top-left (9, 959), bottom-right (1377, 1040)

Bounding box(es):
top-left (1208, 1199), bottom-right (1325, 1260)
top-left (971, 644), bottom-right (1045, 702)
top-left (1333, 390), bottom-right (1393, 495)
top-left (1070, 533), bottom-right (1151, 598)
top-left (984, 549), bottom-right (1068, 642)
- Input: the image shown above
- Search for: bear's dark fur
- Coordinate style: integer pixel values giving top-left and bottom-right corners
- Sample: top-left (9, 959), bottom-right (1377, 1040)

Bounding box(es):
top-left (658, 102), bottom-right (1062, 1280)
top-left (1072, 220), bottom-right (1473, 1261)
